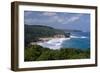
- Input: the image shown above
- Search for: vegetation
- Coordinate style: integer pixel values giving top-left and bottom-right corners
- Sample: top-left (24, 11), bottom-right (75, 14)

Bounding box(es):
top-left (24, 45), bottom-right (90, 61)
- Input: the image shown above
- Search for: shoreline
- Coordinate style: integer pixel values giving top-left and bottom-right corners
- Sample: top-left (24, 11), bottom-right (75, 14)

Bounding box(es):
top-left (31, 38), bottom-right (70, 49)
top-left (30, 35), bottom-right (89, 50)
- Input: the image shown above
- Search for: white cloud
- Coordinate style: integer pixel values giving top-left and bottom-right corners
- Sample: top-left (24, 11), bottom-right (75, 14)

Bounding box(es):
top-left (51, 15), bottom-right (68, 23)
top-left (58, 19), bottom-right (65, 23)
top-left (24, 18), bottom-right (38, 24)
top-left (62, 14), bottom-right (83, 24)
top-left (42, 12), bottom-right (57, 16)
top-left (44, 13), bottom-right (83, 24)
top-left (52, 16), bottom-right (59, 19)
top-left (25, 11), bottom-right (83, 25)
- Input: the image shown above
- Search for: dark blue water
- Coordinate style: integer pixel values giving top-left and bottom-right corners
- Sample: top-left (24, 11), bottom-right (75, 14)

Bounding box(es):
top-left (62, 32), bottom-right (90, 50)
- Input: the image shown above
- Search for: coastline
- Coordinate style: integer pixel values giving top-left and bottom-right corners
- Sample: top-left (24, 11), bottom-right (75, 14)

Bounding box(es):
top-left (31, 38), bottom-right (70, 49)
top-left (30, 35), bottom-right (89, 50)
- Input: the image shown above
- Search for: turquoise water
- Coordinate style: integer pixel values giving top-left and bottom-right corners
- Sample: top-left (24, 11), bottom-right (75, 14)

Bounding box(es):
top-left (62, 32), bottom-right (90, 50)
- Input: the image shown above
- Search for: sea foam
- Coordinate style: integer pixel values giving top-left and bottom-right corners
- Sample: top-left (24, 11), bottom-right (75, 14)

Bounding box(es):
top-left (70, 36), bottom-right (87, 38)
top-left (37, 38), bottom-right (70, 49)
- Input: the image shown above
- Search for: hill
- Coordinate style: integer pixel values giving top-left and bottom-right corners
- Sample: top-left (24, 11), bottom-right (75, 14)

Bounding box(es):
top-left (25, 25), bottom-right (66, 37)
top-left (25, 25), bottom-right (70, 46)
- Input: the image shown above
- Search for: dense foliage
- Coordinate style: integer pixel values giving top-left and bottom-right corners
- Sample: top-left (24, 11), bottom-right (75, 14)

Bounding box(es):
top-left (24, 45), bottom-right (90, 61)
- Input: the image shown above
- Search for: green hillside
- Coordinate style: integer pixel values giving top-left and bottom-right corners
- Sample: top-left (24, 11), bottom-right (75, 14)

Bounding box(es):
top-left (25, 25), bottom-right (70, 46)
top-left (25, 45), bottom-right (90, 61)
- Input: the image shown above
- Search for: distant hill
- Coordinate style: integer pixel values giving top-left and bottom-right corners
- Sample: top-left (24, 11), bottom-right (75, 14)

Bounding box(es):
top-left (25, 25), bottom-right (70, 46)
top-left (60, 29), bottom-right (82, 32)
top-left (25, 25), bottom-right (66, 37)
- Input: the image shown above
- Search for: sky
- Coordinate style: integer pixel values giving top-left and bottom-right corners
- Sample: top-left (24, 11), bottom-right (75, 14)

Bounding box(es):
top-left (24, 11), bottom-right (90, 32)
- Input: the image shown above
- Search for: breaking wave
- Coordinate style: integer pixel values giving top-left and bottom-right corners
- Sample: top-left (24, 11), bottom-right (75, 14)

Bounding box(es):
top-left (37, 38), bottom-right (70, 49)
top-left (70, 36), bottom-right (88, 38)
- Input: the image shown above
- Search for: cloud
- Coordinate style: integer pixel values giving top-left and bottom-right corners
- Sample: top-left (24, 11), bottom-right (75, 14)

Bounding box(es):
top-left (44, 13), bottom-right (83, 24)
top-left (25, 11), bottom-right (83, 25)
top-left (25, 17), bottom-right (56, 25)
top-left (42, 12), bottom-right (57, 16)
top-left (69, 14), bottom-right (83, 22)
top-left (41, 12), bottom-right (65, 23)
top-left (51, 15), bottom-right (68, 23)
top-left (24, 18), bottom-right (38, 24)
top-left (62, 14), bottom-right (83, 24)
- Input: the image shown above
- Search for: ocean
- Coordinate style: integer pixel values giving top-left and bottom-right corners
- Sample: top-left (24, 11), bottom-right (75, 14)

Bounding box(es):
top-left (37, 32), bottom-right (90, 50)
top-left (62, 32), bottom-right (90, 50)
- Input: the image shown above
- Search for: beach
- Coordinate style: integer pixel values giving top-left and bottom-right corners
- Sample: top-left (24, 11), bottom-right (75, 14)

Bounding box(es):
top-left (32, 38), bottom-right (70, 49)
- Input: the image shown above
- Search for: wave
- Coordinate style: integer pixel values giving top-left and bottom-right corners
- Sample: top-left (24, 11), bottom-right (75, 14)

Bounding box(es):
top-left (37, 38), bottom-right (70, 49)
top-left (70, 35), bottom-right (88, 38)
